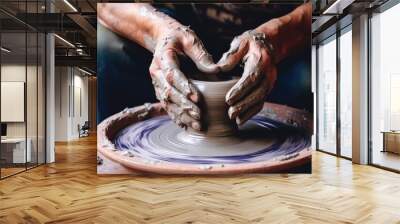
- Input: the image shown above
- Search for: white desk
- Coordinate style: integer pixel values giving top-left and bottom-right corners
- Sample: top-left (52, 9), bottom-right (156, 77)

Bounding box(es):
top-left (1, 138), bottom-right (31, 163)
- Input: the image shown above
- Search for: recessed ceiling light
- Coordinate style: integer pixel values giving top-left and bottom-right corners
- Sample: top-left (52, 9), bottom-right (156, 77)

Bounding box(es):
top-left (54, 34), bottom-right (75, 48)
top-left (323, 0), bottom-right (354, 15)
top-left (1, 47), bottom-right (11, 53)
top-left (63, 0), bottom-right (78, 12)
top-left (78, 67), bottom-right (93, 76)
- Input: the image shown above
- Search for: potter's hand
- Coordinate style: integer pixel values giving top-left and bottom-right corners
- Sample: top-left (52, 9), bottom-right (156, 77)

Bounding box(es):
top-left (149, 23), bottom-right (219, 130)
top-left (218, 30), bottom-right (277, 125)
top-left (217, 2), bottom-right (311, 125)
top-left (98, 4), bottom-right (218, 130)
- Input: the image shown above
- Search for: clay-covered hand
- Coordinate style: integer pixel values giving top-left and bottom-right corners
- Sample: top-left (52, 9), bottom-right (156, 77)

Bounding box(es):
top-left (149, 23), bottom-right (219, 130)
top-left (98, 4), bottom-right (219, 130)
top-left (218, 30), bottom-right (277, 125)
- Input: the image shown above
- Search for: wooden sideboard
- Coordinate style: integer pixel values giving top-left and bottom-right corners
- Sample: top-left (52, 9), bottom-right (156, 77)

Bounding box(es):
top-left (382, 131), bottom-right (400, 154)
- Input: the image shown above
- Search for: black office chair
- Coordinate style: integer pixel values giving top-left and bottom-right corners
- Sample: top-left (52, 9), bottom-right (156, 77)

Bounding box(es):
top-left (78, 121), bottom-right (90, 138)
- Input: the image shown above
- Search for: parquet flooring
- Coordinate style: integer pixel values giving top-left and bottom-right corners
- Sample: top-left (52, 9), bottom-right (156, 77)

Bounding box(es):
top-left (1, 167), bottom-right (26, 178)
top-left (1, 134), bottom-right (400, 224)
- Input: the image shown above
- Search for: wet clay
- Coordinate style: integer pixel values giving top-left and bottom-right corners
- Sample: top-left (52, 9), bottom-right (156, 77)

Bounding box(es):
top-left (187, 78), bottom-right (239, 137)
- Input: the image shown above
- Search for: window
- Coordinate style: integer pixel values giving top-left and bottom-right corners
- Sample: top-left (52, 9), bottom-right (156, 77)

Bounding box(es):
top-left (339, 27), bottom-right (352, 158)
top-left (370, 2), bottom-right (400, 171)
top-left (317, 35), bottom-right (337, 154)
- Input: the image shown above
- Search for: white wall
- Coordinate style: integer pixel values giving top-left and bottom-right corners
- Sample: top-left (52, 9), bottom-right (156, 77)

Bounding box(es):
top-left (1, 65), bottom-right (27, 140)
top-left (54, 66), bottom-right (89, 141)
top-left (72, 73), bottom-right (89, 138)
top-left (55, 67), bottom-right (69, 141)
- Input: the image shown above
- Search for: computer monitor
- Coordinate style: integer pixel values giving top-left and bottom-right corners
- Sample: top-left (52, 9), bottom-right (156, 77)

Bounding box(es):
top-left (1, 123), bottom-right (7, 137)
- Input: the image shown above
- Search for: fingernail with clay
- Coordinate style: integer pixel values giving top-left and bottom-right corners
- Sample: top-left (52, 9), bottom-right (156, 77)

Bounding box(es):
top-left (188, 110), bottom-right (200, 120)
top-left (228, 107), bottom-right (237, 120)
top-left (191, 121), bottom-right (201, 131)
top-left (225, 87), bottom-right (235, 103)
top-left (225, 94), bottom-right (234, 106)
top-left (235, 117), bottom-right (244, 126)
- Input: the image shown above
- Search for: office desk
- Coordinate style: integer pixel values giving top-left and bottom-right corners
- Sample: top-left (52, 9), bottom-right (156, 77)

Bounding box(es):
top-left (1, 138), bottom-right (31, 163)
top-left (382, 131), bottom-right (400, 154)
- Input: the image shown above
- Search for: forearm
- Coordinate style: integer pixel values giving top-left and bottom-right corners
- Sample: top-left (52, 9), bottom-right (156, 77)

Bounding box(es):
top-left (97, 3), bottom-right (179, 52)
top-left (255, 2), bottom-right (312, 63)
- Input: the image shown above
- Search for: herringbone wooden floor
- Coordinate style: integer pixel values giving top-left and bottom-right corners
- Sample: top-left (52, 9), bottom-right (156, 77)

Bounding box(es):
top-left (1, 134), bottom-right (400, 224)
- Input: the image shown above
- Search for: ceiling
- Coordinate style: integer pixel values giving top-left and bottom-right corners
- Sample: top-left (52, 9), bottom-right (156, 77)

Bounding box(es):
top-left (312, 0), bottom-right (391, 44)
top-left (0, 0), bottom-right (97, 73)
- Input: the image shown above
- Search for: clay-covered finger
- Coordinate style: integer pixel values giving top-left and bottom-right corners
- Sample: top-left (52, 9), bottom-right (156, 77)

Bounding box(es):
top-left (235, 101), bottom-right (264, 125)
top-left (165, 102), bottom-right (201, 130)
top-left (153, 84), bottom-right (164, 105)
top-left (227, 76), bottom-right (269, 120)
top-left (149, 60), bottom-right (164, 101)
top-left (158, 50), bottom-right (200, 102)
top-left (180, 30), bottom-right (219, 74)
top-left (166, 68), bottom-right (199, 102)
top-left (149, 66), bottom-right (164, 101)
top-left (151, 62), bottom-right (201, 120)
top-left (225, 51), bottom-right (264, 105)
top-left (152, 69), bottom-right (201, 120)
top-left (165, 84), bottom-right (201, 120)
top-left (157, 48), bottom-right (200, 102)
top-left (217, 35), bottom-right (248, 72)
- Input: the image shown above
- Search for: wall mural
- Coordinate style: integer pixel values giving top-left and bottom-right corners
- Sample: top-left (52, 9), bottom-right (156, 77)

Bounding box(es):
top-left (96, 2), bottom-right (313, 175)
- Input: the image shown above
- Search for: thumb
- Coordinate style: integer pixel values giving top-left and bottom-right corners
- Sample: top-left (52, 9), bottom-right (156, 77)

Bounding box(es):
top-left (218, 36), bottom-right (248, 72)
top-left (182, 36), bottom-right (219, 74)
top-left (195, 50), bottom-right (219, 74)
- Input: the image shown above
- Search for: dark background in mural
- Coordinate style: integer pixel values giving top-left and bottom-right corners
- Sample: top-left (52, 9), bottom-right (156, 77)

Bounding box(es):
top-left (97, 3), bottom-right (312, 123)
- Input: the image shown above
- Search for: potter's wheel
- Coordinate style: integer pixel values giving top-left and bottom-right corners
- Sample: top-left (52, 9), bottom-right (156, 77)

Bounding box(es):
top-left (98, 103), bottom-right (312, 174)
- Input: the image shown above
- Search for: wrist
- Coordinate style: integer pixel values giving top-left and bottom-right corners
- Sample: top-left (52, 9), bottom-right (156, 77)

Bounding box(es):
top-left (152, 15), bottom-right (182, 41)
top-left (133, 5), bottom-right (181, 50)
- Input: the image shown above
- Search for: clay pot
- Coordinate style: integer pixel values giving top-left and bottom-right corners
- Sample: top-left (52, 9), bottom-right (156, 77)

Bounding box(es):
top-left (187, 78), bottom-right (238, 137)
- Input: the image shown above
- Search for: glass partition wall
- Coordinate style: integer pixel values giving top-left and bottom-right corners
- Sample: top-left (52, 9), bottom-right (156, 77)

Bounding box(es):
top-left (370, 3), bottom-right (400, 171)
top-left (315, 0), bottom-right (400, 171)
top-left (316, 26), bottom-right (353, 159)
top-left (0, 1), bottom-right (46, 179)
